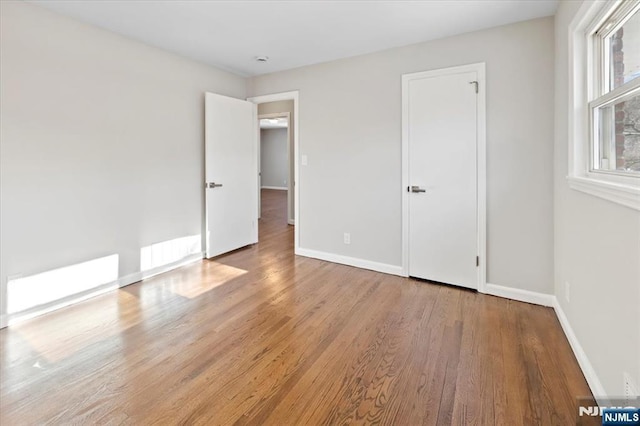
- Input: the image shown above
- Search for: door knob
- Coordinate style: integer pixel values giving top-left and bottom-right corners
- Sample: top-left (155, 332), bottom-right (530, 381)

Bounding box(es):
top-left (410, 186), bottom-right (426, 193)
top-left (207, 182), bottom-right (223, 189)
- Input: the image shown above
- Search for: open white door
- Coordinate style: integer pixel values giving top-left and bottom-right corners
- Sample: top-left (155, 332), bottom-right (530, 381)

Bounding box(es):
top-left (205, 92), bottom-right (258, 258)
top-left (404, 66), bottom-right (482, 290)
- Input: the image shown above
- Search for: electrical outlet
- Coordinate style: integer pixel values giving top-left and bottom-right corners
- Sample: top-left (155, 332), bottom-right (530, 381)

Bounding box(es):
top-left (343, 232), bottom-right (351, 245)
top-left (624, 372), bottom-right (639, 402)
top-left (565, 281), bottom-right (571, 303)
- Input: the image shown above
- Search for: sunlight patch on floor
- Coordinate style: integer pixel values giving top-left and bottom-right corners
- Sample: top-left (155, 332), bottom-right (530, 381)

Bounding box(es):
top-left (169, 261), bottom-right (247, 299)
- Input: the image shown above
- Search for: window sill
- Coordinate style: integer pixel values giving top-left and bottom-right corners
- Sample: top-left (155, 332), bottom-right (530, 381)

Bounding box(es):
top-left (567, 175), bottom-right (640, 211)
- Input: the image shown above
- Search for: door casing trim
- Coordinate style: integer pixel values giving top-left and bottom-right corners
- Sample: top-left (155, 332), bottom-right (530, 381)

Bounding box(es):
top-left (401, 63), bottom-right (487, 292)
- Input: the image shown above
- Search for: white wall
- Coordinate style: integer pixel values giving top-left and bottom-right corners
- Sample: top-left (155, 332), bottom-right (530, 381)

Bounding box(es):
top-left (249, 17), bottom-right (555, 293)
top-left (0, 1), bottom-right (246, 321)
top-left (260, 128), bottom-right (288, 189)
top-left (554, 0), bottom-right (640, 398)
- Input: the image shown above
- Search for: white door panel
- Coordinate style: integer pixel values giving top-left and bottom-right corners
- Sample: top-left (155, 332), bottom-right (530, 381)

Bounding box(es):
top-left (205, 92), bottom-right (257, 258)
top-left (408, 71), bottom-right (478, 289)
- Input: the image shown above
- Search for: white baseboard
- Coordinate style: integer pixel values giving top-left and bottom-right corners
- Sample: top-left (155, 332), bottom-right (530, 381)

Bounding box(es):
top-left (295, 247), bottom-right (404, 276)
top-left (1, 252), bottom-right (204, 329)
top-left (261, 186), bottom-right (287, 190)
top-left (483, 283), bottom-right (555, 307)
top-left (288, 219), bottom-right (295, 225)
top-left (553, 297), bottom-right (607, 403)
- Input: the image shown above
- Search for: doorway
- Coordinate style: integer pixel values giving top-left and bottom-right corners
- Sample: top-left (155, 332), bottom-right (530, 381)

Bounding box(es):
top-left (258, 113), bottom-right (290, 228)
top-left (248, 92), bottom-right (299, 250)
top-left (401, 63), bottom-right (486, 291)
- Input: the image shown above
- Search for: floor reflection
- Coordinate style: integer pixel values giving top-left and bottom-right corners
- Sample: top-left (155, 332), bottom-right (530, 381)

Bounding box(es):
top-left (169, 262), bottom-right (248, 299)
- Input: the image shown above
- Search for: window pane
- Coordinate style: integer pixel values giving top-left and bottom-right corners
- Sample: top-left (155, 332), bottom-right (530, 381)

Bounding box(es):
top-left (595, 93), bottom-right (640, 172)
top-left (609, 7), bottom-right (640, 90)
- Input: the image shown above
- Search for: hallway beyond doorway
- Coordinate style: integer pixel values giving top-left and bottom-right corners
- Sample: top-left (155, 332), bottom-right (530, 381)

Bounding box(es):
top-left (259, 188), bottom-right (290, 241)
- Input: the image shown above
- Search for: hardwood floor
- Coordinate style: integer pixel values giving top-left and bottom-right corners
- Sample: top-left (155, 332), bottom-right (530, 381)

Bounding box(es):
top-left (1, 189), bottom-right (594, 425)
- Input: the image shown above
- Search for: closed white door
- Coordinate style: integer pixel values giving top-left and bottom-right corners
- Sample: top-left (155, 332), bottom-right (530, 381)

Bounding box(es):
top-left (205, 92), bottom-right (258, 258)
top-left (406, 69), bottom-right (479, 289)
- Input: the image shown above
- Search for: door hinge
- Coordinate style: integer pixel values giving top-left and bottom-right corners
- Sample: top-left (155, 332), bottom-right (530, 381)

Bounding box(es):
top-left (469, 81), bottom-right (479, 94)
top-left (476, 256), bottom-right (479, 267)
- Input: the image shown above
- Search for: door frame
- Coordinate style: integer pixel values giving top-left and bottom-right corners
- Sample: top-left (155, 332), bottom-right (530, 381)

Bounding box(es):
top-left (401, 63), bottom-right (487, 292)
top-left (247, 91), bottom-right (300, 253)
top-left (257, 112), bottom-right (291, 222)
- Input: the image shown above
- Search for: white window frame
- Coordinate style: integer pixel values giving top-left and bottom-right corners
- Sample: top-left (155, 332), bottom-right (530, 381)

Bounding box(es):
top-left (568, 0), bottom-right (640, 211)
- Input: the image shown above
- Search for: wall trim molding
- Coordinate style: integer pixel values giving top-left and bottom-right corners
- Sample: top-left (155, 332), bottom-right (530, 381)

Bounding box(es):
top-left (261, 186), bottom-right (287, 191)
top-left (2, 252), bottom-right (205, 329)
top-left (287, 219), bottom-right (295, 225)
top-left (553, 297), bottom-right (607, 404)
top-left (296, 247), bottom-right (404, 277)
top-left (483, 283), bottom-right (555, 307)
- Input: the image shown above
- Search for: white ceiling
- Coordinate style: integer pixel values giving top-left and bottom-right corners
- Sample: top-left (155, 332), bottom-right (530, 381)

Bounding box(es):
top-left (29, 0), bottom-right (558, 77)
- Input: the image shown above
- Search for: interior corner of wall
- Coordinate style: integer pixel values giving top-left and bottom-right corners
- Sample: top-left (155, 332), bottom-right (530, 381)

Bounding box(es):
top-left (245, 77), bottom-right (255, 98)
